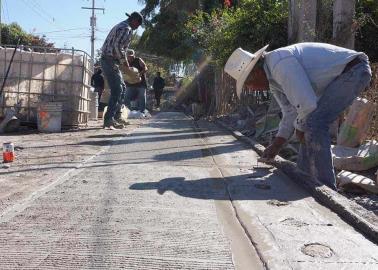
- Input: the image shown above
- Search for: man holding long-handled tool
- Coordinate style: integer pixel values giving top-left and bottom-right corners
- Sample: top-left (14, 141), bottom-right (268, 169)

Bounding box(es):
top-left (224, 43), bottom-right (372, 190)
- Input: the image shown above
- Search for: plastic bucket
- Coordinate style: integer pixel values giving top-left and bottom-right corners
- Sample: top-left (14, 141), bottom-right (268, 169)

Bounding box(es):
top-left (37, 102), bottom-right (63, 133)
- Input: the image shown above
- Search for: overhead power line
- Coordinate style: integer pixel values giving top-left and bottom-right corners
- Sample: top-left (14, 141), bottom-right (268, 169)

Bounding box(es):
top-left (20, 0), bottom-right (64, 30)
top-left (29, 0), bottom-right (55, 22)
top-left (33, 28), bottom-right (89, 35)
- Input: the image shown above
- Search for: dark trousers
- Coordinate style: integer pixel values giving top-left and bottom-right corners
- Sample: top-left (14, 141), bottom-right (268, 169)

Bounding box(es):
top-left (100, 56), bottom-right (126, 124)
top-left (154, 88), bottom-right (163, 106)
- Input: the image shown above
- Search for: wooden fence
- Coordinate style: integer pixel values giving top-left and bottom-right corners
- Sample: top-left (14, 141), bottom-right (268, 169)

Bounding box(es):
top-left (209, 68), bottom-right (270, 116)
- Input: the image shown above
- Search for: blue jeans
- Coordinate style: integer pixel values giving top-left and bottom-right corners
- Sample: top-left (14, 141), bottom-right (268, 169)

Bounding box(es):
top-left (124, 86), bottom-right (146, 112)
top-left (297, 57), bottom-right (372, 189)
top-left (100, 56), bottom-right (126, 124)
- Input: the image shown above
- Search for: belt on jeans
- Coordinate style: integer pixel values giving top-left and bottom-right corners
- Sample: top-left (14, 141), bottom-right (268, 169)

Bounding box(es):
top-left (342, 57), bottom-right (361, 74)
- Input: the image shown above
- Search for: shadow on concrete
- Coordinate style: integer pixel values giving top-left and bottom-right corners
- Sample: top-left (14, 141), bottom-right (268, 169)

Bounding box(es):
top-left (129, 175), bottom-right (308, 202)
top-left (152, 143), bottom-right (240, 161)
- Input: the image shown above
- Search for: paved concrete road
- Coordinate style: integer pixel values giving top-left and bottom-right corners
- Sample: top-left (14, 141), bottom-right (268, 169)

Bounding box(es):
top-left (0, 112), bottom-right (377, 269)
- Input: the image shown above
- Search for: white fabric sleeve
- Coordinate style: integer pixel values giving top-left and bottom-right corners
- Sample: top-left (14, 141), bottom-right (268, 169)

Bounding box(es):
top-left (271, 88), bottom-right (297, 140)
top-left (271, 57), bottom-right (317, 130)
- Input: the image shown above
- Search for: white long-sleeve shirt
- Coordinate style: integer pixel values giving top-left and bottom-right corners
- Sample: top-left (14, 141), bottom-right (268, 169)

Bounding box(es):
top-left (263, 42), bottom-right (367, 139)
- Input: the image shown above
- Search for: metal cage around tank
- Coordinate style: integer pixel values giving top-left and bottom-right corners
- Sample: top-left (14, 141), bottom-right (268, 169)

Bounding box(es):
top-left (0, 45), bottom-right (94, 128)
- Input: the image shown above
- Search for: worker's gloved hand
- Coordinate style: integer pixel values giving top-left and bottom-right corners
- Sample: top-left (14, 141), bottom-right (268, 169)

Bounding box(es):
top-left (296, 129), bottom-right (305, 144)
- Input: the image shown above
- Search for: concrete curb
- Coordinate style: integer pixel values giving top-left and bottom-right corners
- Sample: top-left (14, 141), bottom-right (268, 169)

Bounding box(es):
top-left (215, 119), bottom-right (378, 244)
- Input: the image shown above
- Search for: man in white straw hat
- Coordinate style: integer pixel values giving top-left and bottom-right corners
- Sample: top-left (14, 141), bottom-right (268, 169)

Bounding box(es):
top-left (224, 42), bottom-right (372, 190)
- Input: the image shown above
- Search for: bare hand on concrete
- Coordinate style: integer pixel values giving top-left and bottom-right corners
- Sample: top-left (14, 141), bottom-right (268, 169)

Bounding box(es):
top-left (262, 137), bottom-right (286, 160)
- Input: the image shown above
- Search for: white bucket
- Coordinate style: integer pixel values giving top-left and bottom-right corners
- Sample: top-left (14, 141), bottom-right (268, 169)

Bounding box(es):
top-left (37, 102), bottom-right (63, 133)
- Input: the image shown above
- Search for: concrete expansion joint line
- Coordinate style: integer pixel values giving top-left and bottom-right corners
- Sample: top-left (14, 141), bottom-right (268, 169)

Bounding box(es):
top-left (192, 121), bottom-right (269, 270)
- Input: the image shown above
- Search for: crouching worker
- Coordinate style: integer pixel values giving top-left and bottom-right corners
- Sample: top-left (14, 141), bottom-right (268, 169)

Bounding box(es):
top-left (224, 43), bottom-right (372, 190)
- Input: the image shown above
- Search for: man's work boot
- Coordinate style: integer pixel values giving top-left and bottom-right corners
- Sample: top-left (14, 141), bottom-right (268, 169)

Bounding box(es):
top-left (115, 118), bottom-right (130, 126)
top-left (103, 120), bottom-right (124, 129)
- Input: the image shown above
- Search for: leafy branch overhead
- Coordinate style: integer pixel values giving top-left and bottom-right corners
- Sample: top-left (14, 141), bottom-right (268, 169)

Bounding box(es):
top-left (137, 0), bottom-right (377, 64)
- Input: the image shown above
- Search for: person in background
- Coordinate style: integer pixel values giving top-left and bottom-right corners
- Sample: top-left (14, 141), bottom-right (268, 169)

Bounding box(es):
top-left (100, 11), bottom-right (143, 129)
top-left (123, 49), bottom-right (148, 114)
top-left (224, 42), bottom-right (372, 190)
top-left (152, 72), bottom-right (165, 109)
top-left (91, 68), bottom-right (105, 102)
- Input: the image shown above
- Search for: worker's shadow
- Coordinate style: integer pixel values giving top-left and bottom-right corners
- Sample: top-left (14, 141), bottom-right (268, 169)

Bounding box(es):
top-left (129, 171), bottom-right (308, 202)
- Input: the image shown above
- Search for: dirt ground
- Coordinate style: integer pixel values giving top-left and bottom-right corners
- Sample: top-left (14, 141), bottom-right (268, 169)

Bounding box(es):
top-left (0, 119), bottom-right (144, 214)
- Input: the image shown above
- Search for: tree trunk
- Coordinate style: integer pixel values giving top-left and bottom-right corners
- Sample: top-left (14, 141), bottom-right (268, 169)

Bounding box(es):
top-left (288, 0), bottom-right (300, 44)
top-left (298, 0), bottom-right (317, 42)
top-left (333, 0), bottom-right (356, 49)
top-left (289, 0), bottom-right (317, 43)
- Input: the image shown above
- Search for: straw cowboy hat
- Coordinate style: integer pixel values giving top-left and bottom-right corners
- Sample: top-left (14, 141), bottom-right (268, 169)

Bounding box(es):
top-left (224, 45), bottom-right (269, 98)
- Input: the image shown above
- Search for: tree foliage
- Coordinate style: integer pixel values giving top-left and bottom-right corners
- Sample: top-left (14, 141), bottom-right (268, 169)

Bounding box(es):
top-left (138, 0), bottom-right (377, 65)
top-left (137, 0), bottom-right (236, 61)
top-left (138, 10), bottom-right (195, 61)
top-left (0, 23), bottom-right (54, 48)
top-left (355, 0), bottom-right (378, 61)
top-left (186, 0), bottom-right (288, 66)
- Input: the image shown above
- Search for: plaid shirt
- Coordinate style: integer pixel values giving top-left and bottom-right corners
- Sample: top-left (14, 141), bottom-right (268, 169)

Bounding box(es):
top-left (101, 20), bottom-right (133, 61)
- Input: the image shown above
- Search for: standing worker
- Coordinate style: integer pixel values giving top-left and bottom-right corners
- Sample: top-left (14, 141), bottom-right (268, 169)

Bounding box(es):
top-left (153, 72), bottom-right (165, 110)
top-left (123, 49), bottom-right (148, 114)
top-left (100, 12), bottom-right (143, 129)
top-left (91, 68), bottom-right (105, 102)
top-left (224, 42), bottom-right (372, 190)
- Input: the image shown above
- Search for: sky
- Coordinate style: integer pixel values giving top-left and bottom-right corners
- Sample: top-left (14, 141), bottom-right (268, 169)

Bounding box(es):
top-left (1, 0), bottom-right (145, 55)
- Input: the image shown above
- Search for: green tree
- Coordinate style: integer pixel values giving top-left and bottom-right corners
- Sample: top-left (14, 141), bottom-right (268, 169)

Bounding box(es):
top-left (138, 0), bottom-right (202, 61)
top-left (186, 0), bottom-right (288, 66)
top-left (355, 0), bottom-right (378, 61)
top-left (0, 23), bottom-right (54, 48)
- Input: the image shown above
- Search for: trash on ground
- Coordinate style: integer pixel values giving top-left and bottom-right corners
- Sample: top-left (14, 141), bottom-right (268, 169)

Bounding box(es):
top-left (337, 97), bottom-right (374, 147)
top-left (332, 140), bottom-right (378, 171)
top-left (337, 170), bottom-right (378, 194)
top-left (143, 110), bottom-right (152, 118)
top-left (128, 110), bottom-right (145, 119)
top-left (119, 105), bottom-right (130, 121)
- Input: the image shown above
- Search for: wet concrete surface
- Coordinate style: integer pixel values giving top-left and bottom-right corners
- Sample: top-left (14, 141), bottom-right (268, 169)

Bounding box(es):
top-left (0, 112), bottom-right (377, 269)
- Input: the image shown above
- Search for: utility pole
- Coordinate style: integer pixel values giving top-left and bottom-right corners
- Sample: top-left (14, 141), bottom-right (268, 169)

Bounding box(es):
top-left (82, 0), bottom-right (104, 60)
